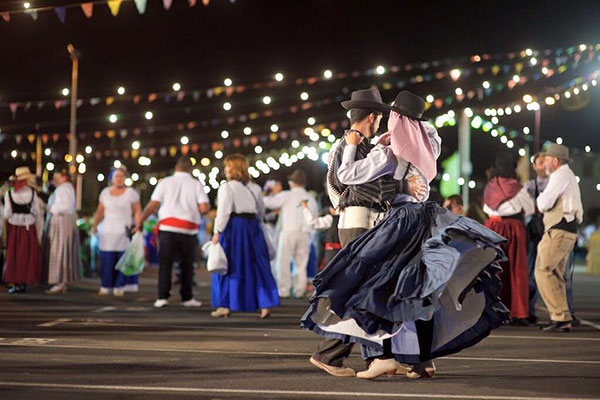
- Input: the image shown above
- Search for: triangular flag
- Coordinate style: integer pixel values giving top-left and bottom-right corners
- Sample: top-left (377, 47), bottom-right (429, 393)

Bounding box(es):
top-left (202, 0), bottom-right (209, 5)
top-left (189, 0), bottom-right (197, 6)
top-left (55, 6), bottom-right (66, 23)
top-left (26, 10), bottom-right (38, 20)
top-left (163, 0), bottom-right (173, 10)
top-left (1, 12), bottom-right (10, 22)
top-left (9, 103), bottom-right (18, 120)
top-left (134, 0), bottom-right (148, 14)
top-left (108, 0), bottom-right (122, 17)
top-left (81, 3), bottom-right (93, 18)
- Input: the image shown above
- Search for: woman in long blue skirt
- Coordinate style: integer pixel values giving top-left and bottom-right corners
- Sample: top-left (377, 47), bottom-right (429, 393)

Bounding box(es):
top-left (211, 154), bottom-right (280, 318)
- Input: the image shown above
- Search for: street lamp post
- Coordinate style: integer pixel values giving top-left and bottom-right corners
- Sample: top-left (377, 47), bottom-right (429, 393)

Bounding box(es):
top-left (67, 44), bottom-right (82, 210)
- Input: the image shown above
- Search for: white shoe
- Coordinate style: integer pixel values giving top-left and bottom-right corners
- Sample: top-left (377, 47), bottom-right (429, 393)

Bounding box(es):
top-left (98, 288), bottom-right (111, 295)
top-left (356, 358), bottom-right (398, 379)
top-left (182, 298), bottom-right (202, 307)
top-left (113, 288), bottom-right (125, 297)
top-left (154, 299), bottom-right (169, 308)
top-left (123, 284), bottom-right (139, 293)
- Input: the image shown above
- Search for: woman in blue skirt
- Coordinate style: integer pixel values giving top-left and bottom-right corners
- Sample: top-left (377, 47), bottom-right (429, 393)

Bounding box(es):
top-left (211, 154), bottom-right (280, 319)
top-left (302, 91), bottom-right (510, 379)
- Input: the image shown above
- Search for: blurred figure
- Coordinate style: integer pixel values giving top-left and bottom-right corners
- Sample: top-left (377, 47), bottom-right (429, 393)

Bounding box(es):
top-left (137, 156), bottom-right (210, 308)
top-left (483, 153), bottom-right (534, 325)
top-left (443, 194), bottom-right (464, 215)
top-left (264, 169), bottom-right (318, 298)
top-left (210, 154), bottom-right (280, 318)
top-left (92, 167), bottom-right (142, 296)
top-left (47, 168), bottom-right (81, 294)
top-left (301, 199), bottom-right (340, 269)
top-left (522, 153), bottom-right (549, 324)
top-left (3, 167), bottom-right (43, 294)
top-left (535, 144), bottom-right (583, 332)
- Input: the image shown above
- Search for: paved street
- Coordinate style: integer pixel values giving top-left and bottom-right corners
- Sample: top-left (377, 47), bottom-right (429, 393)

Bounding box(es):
top-left (1, 268), bottom-right (599, 400)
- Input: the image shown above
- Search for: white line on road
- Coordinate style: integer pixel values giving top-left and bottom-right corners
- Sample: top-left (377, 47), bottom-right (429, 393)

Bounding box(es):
top-left (0, 381), bottom-right (597, 400)
top-left (0, 342), bottom-right (599, 365)
top-left (37, 319), bottom-right (72, 327)
top-left (93, 306), bottom-right (116, 313)
top-left (580, 319), bottom-right (600, 331)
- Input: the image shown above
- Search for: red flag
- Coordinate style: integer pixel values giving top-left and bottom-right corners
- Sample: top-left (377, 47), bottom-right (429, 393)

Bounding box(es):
top-left (81, 3), bottom-right (93, 18)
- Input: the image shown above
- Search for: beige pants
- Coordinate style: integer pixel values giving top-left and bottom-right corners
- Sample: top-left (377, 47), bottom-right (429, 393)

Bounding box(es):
top-left (535, 229), bottom-right (577, 322)
top-left (276, 231), bottom-right (310, 298)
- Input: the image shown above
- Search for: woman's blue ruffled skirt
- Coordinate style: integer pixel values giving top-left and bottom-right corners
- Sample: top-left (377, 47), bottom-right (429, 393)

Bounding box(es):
top-left (301, 202), bottom-right (510, 364)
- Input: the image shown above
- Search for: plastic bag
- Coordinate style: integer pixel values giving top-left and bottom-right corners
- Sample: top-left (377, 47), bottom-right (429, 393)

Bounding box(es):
top-left (115, 232), bottom-right (145, 276)
top-left (201, 241), bottom-right (228, 275)
top-left (261, 223), bottom-right (277, 261)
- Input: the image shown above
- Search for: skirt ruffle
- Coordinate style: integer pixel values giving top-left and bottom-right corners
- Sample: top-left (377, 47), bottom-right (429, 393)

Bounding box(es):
top-left (301, 201), bottom-right (510, 364)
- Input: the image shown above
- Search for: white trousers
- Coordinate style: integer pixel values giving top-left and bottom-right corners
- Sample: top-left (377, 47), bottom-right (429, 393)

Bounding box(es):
top-left (276, 231), bottom-right (310, 297)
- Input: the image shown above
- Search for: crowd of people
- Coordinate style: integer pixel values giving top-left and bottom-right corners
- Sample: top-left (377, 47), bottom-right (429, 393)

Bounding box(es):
top-left (0, 87), bottom-right (591, 380)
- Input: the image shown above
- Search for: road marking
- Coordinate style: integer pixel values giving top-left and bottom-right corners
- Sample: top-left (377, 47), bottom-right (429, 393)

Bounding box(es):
top-left (10, 338), bottom-right (57, 345)
top-left (38, 319), bottom-right (72, 327)
top-left (93, 306), bottom-right (116, 313)
top-left (580, 319), bottom-right (600, 331)
top-left (0, 342), bottom-right (598, 365)
top-left (0, 381), bottom-right (597, 399)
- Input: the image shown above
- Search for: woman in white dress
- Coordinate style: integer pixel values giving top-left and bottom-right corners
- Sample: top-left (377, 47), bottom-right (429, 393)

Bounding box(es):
top-left (92, 168), bottom-right (142, 296)
top-left (47, 168), bottom-right (81, 294)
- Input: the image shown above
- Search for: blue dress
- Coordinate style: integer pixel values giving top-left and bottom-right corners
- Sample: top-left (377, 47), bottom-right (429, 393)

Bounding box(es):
top-left (211, 215), bottom-right (280, 312)
top-left (301, 201), bottom-right (510, 364)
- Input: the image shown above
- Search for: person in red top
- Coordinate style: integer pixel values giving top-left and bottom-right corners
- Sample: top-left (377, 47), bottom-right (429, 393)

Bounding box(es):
top-left (483, 153), bottom-right (534, 325)
top-left (137, 156), bottom-right (211, 308)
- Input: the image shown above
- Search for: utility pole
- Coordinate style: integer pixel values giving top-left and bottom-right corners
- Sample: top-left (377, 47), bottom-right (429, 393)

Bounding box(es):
top-left (67, 43), bottom-right (78, 175)
top-left (534, 109), bottom-right (541, 153)
top-left (67, 43), bottom-right (82, 211)
top-left (458, 109), bottom-right (472, 205)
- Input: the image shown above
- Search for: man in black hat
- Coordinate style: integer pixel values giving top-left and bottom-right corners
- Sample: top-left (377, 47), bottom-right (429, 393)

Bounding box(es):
top-left (309, 88), bottom-right (424, 377)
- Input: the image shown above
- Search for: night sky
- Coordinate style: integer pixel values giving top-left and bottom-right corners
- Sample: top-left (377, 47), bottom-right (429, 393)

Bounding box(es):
top-left (1, 0), bottom-right (600, 209)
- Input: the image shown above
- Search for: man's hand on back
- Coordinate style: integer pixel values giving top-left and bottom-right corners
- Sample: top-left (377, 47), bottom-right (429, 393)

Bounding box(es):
top-left (346, 131), bottom-right (363, 146)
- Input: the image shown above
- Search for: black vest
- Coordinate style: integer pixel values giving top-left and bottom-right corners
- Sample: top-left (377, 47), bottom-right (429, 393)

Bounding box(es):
top-left (327, 130), bottom-right (399, 211)
top-left (8, 188), bottom-right (34, 215)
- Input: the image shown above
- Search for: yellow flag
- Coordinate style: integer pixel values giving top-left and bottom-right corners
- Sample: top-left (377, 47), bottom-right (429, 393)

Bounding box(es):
top-left (108, 0), bottom-right (122, 17)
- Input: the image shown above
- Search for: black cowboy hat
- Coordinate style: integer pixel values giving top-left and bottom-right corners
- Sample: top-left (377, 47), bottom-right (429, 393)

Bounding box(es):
top-left (390, 91), bottom-right (429, 121)
top-left (341, 88), bottom-right (391, 114)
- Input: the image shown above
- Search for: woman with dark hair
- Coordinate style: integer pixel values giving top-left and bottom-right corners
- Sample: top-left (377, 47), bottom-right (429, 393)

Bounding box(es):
top-left (92, 167), bottom-right (142, 296)
top-left (46, 168), bottom-right (81, 294)
top-left (483, 152), bottom-right (534, 325)
top-left (210, 154), bottom-right (280, 318)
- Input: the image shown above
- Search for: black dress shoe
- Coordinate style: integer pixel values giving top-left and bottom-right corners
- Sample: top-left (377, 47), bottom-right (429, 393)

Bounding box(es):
top-left (571, 316), bottom-right (581, 327)
top-left (527, 315), bottom-right (538, 325)
top-left (541, 321), bottom-right (571, 332)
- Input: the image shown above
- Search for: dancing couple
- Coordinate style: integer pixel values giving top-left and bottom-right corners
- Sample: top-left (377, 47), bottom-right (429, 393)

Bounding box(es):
top-left (302, 88), bottom-right (510, 379)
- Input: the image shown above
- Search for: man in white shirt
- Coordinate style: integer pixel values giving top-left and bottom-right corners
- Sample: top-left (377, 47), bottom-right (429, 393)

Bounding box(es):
top-left (137, 156), bottom-right (210, 308)
top-left (263, 169), bottom-right (318, 298)
top-left (535, 143), bottom-right (583, 332)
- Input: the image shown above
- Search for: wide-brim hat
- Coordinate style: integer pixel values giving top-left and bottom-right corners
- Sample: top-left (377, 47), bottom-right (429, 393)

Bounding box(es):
top-left (10, 166), bottom-right (35, 181)
top-left (390, 90), bottom-right (429, 121)
top-left (540, 142), bottom-right (572, 163)
top-left (341, 88), bottom-right (391, 114)
top-left (10, 166), bottom-right (40, 190)
top-left (288, 169), bottom-right (307, 185)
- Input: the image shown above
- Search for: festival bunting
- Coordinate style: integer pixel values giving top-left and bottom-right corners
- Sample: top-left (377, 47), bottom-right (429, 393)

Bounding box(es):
top-left (108, 0), bottom-right (122, 17)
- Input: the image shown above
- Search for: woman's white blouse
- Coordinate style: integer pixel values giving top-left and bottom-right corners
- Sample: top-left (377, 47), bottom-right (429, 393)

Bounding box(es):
top-left (214, 181), bottom-right (264, 233)
top-left (49, 182), bottom-right (76, 216)
top-left (98, 187), bottom-right (140, 252)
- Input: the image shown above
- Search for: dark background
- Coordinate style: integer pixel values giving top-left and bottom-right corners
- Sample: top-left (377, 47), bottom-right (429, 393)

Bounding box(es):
top-left (1, 0), bottom-right (599, 210)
